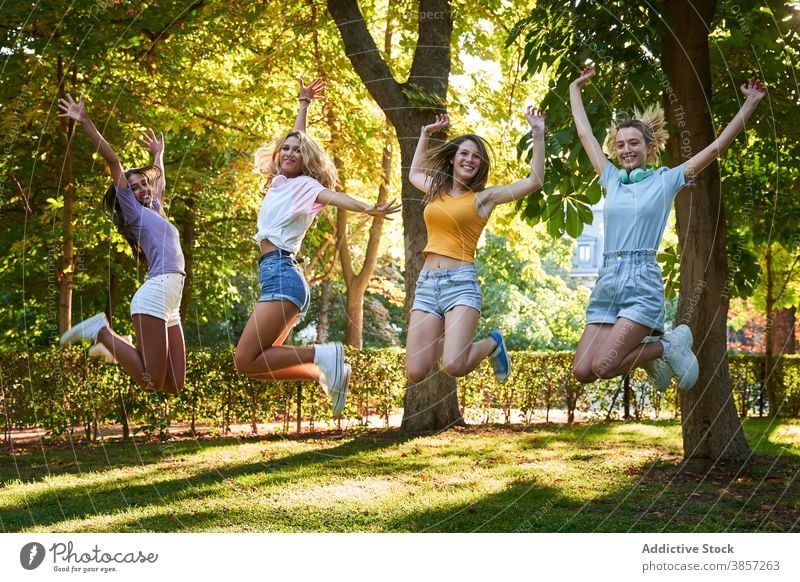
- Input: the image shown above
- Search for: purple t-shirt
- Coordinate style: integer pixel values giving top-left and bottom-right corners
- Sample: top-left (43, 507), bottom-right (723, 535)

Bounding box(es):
top-left (114, 185), bottom-right (185, 277)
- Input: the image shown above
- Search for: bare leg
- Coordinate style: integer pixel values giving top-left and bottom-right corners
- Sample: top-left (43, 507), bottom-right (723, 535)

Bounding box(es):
top-left (405, 310), bottom-right (445, 383)
top-left (440, 306), bottom-right (495, 378)
top-left (163, 324), bottom-right (186, 394)
top-left (573, 324), bottom-right (614, 383)
top-left (234, 300), bottom-right (319, 380)
top-left (573, 321), bottom-right (666, 383)
top-left (96, 314), bottom-right (171, 392)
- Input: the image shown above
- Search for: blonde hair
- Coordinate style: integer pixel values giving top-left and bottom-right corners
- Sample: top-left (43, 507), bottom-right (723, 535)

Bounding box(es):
top-left (603, 104), bottom-right (668, 165)
top-left (423, 134), bottom-right (492, 204)
top-left (253, 131), bottom-right (339, 190)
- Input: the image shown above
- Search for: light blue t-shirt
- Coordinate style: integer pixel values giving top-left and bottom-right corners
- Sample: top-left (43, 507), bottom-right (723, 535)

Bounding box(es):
top-left (600, 162), bottom-right (687, 252)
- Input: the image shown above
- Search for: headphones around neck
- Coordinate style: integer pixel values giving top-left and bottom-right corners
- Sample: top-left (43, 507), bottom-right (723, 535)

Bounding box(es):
top-left (619, 166), bottom-right (655, 184)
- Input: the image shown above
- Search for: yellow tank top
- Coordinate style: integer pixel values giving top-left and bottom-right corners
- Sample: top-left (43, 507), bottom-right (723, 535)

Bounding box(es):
top-left (423, 191), bottom-right (488, 263)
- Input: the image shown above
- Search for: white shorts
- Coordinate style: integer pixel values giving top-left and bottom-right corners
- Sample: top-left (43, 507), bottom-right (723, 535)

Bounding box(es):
top-left (130, 273), bottom-right (184, 327)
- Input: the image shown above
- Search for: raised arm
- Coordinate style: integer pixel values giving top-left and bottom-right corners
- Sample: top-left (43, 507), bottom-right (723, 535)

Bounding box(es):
top-left (316, 189), bottom-right (401, 218)
top-left (293, 77), bottom-right (326, 133)
top-left (477, 106), bottom-right (546, 216)
top-left (569, 66), bottom-right (609, 176)
top-left (683, 78), bottom-right (766, 180)
top-left (58, 94), bottom-right (127, 188)
top-left (409, 114), bottom-right (450, 193)
top-left (140, 128), bottom-right (165, 204)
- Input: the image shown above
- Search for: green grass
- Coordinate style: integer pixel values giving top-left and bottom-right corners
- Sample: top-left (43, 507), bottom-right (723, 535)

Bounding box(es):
top-left (1, 418), bottom-right (798, 532)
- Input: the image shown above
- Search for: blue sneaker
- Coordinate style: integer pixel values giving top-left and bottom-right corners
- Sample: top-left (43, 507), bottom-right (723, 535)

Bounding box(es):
top-left (488, 330), bottom-right (510, 383)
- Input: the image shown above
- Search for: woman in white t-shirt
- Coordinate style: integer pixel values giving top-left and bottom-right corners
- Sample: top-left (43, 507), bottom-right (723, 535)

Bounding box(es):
top-left (234, 78), bottom-right (399, 415)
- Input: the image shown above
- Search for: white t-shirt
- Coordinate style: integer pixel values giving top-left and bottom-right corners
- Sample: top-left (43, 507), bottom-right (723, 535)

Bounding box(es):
top-left (255, 175), bottom-right (326, 254)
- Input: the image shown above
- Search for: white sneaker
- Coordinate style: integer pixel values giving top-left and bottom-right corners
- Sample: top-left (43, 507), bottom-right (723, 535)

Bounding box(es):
top-left (643, 358), bottom-right (671, 392)
top-left (314, 342), bottom-right (349, 414)
top-left (60, 313), bottom-right (109, 346)
top-left (662, 325), bottom-right (699, 390)
top-left (87, 335), bottom-right (132, 363)
top-left (331, 365), bottom-right (351, 416)
top-left (88, 342), bottom-right (115, 363)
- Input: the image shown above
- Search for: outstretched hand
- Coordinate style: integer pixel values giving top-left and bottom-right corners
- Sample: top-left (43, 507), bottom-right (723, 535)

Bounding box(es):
top-left (364, 198), bottom-right (401, 219)
top-left (525, 106), bottom-right (545, 133)
top-left (57, 93), bottom-right (86, 122)
top-left (423, 113), bottom-right (450, 135)
top-left (572, 66), bottom-right (596, 88)
top-left (298, 77), bottom-right (327, 102)
top-left (741, 77), bottom-right (766, 102)
top-left (139, 128), bottom-right (164, 157)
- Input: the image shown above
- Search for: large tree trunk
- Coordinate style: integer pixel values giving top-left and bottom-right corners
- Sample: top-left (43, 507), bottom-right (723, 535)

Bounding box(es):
top-left (327, 0), bottom-right (462, 431)
top-left (662, 0), bottom-right (750, 462)
top-left (57, 58), bottom-right (75, 334)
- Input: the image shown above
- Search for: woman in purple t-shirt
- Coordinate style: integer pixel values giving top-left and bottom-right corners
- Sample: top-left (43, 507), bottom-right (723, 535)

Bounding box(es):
top-left (58, 94), bottom-right (186, 394)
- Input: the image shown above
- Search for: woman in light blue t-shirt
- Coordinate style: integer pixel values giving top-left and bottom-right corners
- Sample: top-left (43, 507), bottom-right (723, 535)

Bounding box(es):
top-left (569, 67), bottom-right (766, 392)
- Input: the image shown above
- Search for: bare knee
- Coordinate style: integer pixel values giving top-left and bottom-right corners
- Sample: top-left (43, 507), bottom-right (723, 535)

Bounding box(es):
top-left (233, 348), bottom-right (253, 375)
top-left (407, 363), bottom-right (431, 384)
top-left (163, 374), bottom-right (185, 394)
top-left (572, 365), bottom-right (596, 384)
top-left (443, 360), bottom-right (469, 378)
top-left (591, 357), bottom-right (621, 380)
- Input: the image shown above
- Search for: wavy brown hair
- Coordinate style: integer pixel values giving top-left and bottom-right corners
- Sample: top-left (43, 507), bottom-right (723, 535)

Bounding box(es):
top-left (423, 134), bottom-right (492, 204)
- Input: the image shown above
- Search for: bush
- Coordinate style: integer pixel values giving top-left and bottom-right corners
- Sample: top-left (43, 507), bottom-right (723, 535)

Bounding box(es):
top-left (2, 347), bottom-right (798, 440)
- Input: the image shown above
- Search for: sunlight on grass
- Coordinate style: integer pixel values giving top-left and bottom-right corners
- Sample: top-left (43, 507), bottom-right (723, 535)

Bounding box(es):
top-left (2, 420), bottom-right (798, 533)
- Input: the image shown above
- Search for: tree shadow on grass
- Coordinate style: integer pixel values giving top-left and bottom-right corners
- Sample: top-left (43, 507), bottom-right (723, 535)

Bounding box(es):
top-left (0, 428), bottom-right (415, 532)
top-left (390, 451), bottom-right (800, 533)
top-left (3, 423), bottom-right (798, 533)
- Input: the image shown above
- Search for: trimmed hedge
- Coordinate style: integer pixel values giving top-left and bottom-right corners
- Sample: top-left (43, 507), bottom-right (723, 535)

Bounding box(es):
top-left (1, 347), bottom-right (798, 440)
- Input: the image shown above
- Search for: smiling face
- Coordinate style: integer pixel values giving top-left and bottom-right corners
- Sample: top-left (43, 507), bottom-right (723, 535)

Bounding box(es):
top-left (614, 127), bottom-right (653, 171)
top-left (450, 139), bottom-right (484, 184)
top-left (127, 173), bottom-right (153, 207)
top-left (279, 135), bottom-right (304, 177)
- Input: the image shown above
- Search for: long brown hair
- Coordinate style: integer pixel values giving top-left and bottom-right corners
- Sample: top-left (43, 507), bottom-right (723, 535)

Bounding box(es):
top-left (102, 166), bottom-right (162, 264)
top-left (423, 134), bottom-right (492, 203)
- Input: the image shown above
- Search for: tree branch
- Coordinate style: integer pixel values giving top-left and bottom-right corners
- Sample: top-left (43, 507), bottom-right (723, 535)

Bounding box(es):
top-left (326, 0), bottom-right (408, 124)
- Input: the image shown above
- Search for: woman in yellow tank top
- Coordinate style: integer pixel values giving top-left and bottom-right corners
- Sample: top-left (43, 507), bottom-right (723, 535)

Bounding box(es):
top-left (406, 109), bottom-right (546, 384)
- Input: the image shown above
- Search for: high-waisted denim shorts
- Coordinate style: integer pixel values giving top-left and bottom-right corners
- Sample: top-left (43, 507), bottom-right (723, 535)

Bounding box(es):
top-left (585, 249), bottom-right (665, 333)
top-left (411, 264), bottom-right (482, 319)
top-left (258, 249), bottom-right (310, 315)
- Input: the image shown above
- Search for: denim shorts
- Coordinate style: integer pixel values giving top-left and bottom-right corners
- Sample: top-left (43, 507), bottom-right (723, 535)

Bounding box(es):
top-left (258, 249), bottom-right (310, 315)
top-left (585, 250), bottom-right (665, 333)
top-left (130, 273), bottom-right (184, 327)
top-left (411, 265), bottom-right (482, 319)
